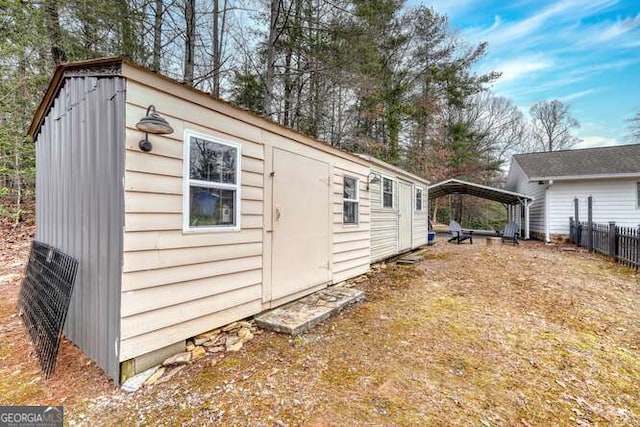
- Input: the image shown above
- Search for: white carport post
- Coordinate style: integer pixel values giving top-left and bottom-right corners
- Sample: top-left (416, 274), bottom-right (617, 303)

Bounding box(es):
top-left (523, 199), bottom-right (530, 240)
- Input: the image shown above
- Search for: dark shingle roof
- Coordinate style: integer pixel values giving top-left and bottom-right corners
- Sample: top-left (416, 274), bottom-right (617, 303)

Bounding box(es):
top-left (513, 144), bottom-right (640, 179)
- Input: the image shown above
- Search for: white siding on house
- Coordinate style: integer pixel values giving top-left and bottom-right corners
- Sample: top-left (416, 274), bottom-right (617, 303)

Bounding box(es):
top-left (507, 160), bottom-right (546, 236)
top-left (548, 179), bottom-right (640, 234)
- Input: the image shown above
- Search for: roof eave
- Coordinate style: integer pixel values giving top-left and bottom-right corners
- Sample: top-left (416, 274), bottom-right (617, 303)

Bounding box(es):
top-left (28, 56), bottom-right (125, 137)
top-left (530, 172), bottom-right (640, 182)
top-left (428, 178), bottom-right (534, 204)
top-left (358, 155), bottom-right (431, 185)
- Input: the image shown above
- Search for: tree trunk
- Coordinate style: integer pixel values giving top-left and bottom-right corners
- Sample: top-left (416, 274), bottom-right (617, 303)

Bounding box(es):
top-left (432, 198), bottom-right (438, 223)
top-left (282, 0), bottom-right (302, 127)
top-left (211, 0), bottom-right (220, 96)
top-left (263, 0), bottom-right (280, 117)
top-left (43, 0), bottom-right (66, 63)
top-left (152, 0), bottom-right (163, 71)
top-left (118, 0), bottom-right (134, 59)
top-left (184, 0), bottom-right (196, 86)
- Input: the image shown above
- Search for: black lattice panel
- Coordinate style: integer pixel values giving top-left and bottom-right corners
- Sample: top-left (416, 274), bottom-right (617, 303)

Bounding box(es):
top-left (18, 241), bottom-right (79, 378)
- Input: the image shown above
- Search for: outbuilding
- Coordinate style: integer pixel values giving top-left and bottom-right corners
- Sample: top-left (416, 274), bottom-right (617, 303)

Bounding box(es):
top-left (361, 155), bottom-right (430, 262)
top-left (28, 57), bottom-right (380, 383)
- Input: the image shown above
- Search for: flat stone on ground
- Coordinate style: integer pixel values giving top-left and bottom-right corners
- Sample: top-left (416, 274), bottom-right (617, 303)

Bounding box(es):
top-left (396, 254), bottom-right (423, 264)
top-left (254, 286), bottom-right (364, 335)
top-left (162, 352), bottom-right (191, 367)
top-left (121, 366), bottom-right (160, 393)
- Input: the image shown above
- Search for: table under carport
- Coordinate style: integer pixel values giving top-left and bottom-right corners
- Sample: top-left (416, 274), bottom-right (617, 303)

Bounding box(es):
top-left (428, 179), bottom-right (535, 239)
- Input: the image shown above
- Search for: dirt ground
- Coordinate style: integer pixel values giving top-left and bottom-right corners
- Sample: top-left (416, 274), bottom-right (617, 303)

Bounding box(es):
top-left (1, 224), bottom-right (639, 425)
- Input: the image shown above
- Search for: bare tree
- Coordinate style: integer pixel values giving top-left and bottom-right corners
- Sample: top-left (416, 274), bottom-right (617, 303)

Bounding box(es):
top-left (459, 93), bottom-right (528, 163)
top-left (529, 100), bottom-right (580, 152)
top-left (184, 0), bottom-right (196, 86)
top-left (152, 0), bottom-right (163, 71)
top-left (263, 0), bottom-right (282, 117)
top-left (211, 0), bottom-right (227, 97)
top-left (626, 112), bottom-right (640, 143)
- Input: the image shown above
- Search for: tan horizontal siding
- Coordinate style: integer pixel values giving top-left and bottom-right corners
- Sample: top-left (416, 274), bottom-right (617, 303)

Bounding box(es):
top-left (125, 194), bottom-right (263, 215)
top-left (334, 230), bottom-right (369, 243)
top-left (119, 299), bottom-right (260, 361)
top-left (125, 171), bottom-right (182, 195)
top-left (121, 284), bottom-right (261, 340)
top-left (123, 242), bottom-right (262, 273)
top-left (127, 82), bottom-right (263, 144)
top-left (125, 149), bottom-right (263, 177)
top-left (122, 255), bottom-right (262, 291)
top-left (333, 247), bottom-right (370, 264)
top-left (333, 256), bottom-right (370, 275)
top-left (371, 245), bottom-right (397, 262)
top-left (124, 213), bottom-right (262, 231)
top-left (123, 228), bottom-right (263, 251)
top-left (333, 238), bottom-right (369, 254)
top-left (333, 264), bottom-right (369, 283)
top-left (329, 167), bottom-right (370, 284)
top-left (121, 269), bottom-right (261, 317)
top-left (125, 103), bottom-right (264, 161)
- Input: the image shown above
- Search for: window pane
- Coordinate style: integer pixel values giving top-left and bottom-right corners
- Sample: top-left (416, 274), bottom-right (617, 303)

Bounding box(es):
top-left (189, 186), bottom-right (236, 227)
top-left (344, 177), bottom-right (357, 200)
top-left (189, 136), bottom-right (237, 184)
top-left (383, 178), bottom-right (393, 193)
top-left (383, 193), bottom-right (393, 208)
top-left (416, 189), bottom-right (422, 210)
top-left (344, 201), bottom-right (358, 224)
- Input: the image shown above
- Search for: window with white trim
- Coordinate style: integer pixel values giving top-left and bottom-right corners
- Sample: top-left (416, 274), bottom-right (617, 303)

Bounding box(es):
top-left (343, 176), bottom-right (359, 224)
top-left (382, 177), bottom-right (393, 208)
top-left (416, 187), bottom-right (423, 211)
top-left (637, 182), bottom-right (640, 208)
top-left (183, 130), bottom-right (241, 231)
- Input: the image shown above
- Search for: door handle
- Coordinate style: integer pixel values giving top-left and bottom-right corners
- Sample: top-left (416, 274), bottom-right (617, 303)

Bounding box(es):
top-left (275, 207), bottom-right (281, 221)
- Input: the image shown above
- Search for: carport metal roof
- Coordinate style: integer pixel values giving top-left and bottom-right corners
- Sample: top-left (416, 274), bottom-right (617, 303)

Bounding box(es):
top-left (428, 179), bottom-right (534, 205)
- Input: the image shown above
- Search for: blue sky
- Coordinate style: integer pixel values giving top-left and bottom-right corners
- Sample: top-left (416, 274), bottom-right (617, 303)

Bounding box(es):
top-left (412, 0), bottom-right (640, 148)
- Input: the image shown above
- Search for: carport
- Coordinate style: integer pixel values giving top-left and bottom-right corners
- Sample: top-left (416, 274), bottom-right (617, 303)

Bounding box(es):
top-left (428, 179), bottom-right (535, 239)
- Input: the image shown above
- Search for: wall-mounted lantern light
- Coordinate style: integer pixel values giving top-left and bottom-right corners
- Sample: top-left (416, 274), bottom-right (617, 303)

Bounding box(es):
top-left (135, 105), bottom-right (174, 152)
top-left (367, 172), bottom-right (380, 190)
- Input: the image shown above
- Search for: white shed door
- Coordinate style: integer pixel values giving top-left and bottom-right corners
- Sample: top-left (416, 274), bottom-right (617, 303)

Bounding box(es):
top-left (398, 181), bottom-right (412, 251)
top-left (271, 148), bottom-right (331, 301)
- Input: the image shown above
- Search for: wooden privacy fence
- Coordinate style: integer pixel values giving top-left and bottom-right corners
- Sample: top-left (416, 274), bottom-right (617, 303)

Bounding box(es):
top-left (569, 196), bottom-right (640, 270)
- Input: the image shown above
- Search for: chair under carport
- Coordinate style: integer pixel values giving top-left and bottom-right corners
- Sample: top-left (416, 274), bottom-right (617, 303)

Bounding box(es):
top-left (427, 179), bottom-right (535, 240)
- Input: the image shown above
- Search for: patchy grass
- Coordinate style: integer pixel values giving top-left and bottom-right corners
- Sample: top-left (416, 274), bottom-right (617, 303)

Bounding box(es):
top-left (1, 232), bottom-right (639, 425)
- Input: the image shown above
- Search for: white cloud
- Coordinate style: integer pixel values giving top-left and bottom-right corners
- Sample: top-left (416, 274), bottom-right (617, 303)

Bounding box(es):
top-left (491, 55), bottom-right (553, 84)
top-left (466, 0), bottom-right (619, 48)
top-left (577, 135), bottom-right (620, 149)
top-left (422, 0), bottom-right (485, 18)
top-left (590, 13), bottom-right (640, 43)
top-left (559, 88), bottom-right (601, 102)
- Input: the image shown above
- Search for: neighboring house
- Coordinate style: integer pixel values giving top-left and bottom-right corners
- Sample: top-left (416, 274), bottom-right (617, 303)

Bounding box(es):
top-left (506, 144), bottom-right (640, 241)
top-left (28, 57), bottom-right (428, 383)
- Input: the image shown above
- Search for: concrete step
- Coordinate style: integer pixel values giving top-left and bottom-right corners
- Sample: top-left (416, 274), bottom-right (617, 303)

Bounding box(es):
top-left (254, 286), bottom-right (364, 335)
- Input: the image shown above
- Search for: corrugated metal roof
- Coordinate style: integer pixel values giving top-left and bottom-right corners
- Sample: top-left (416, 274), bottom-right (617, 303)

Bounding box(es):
top-left (428, 179), bottom-right (533, 204)
top-left (513, 144), bottom-right (640, 180)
